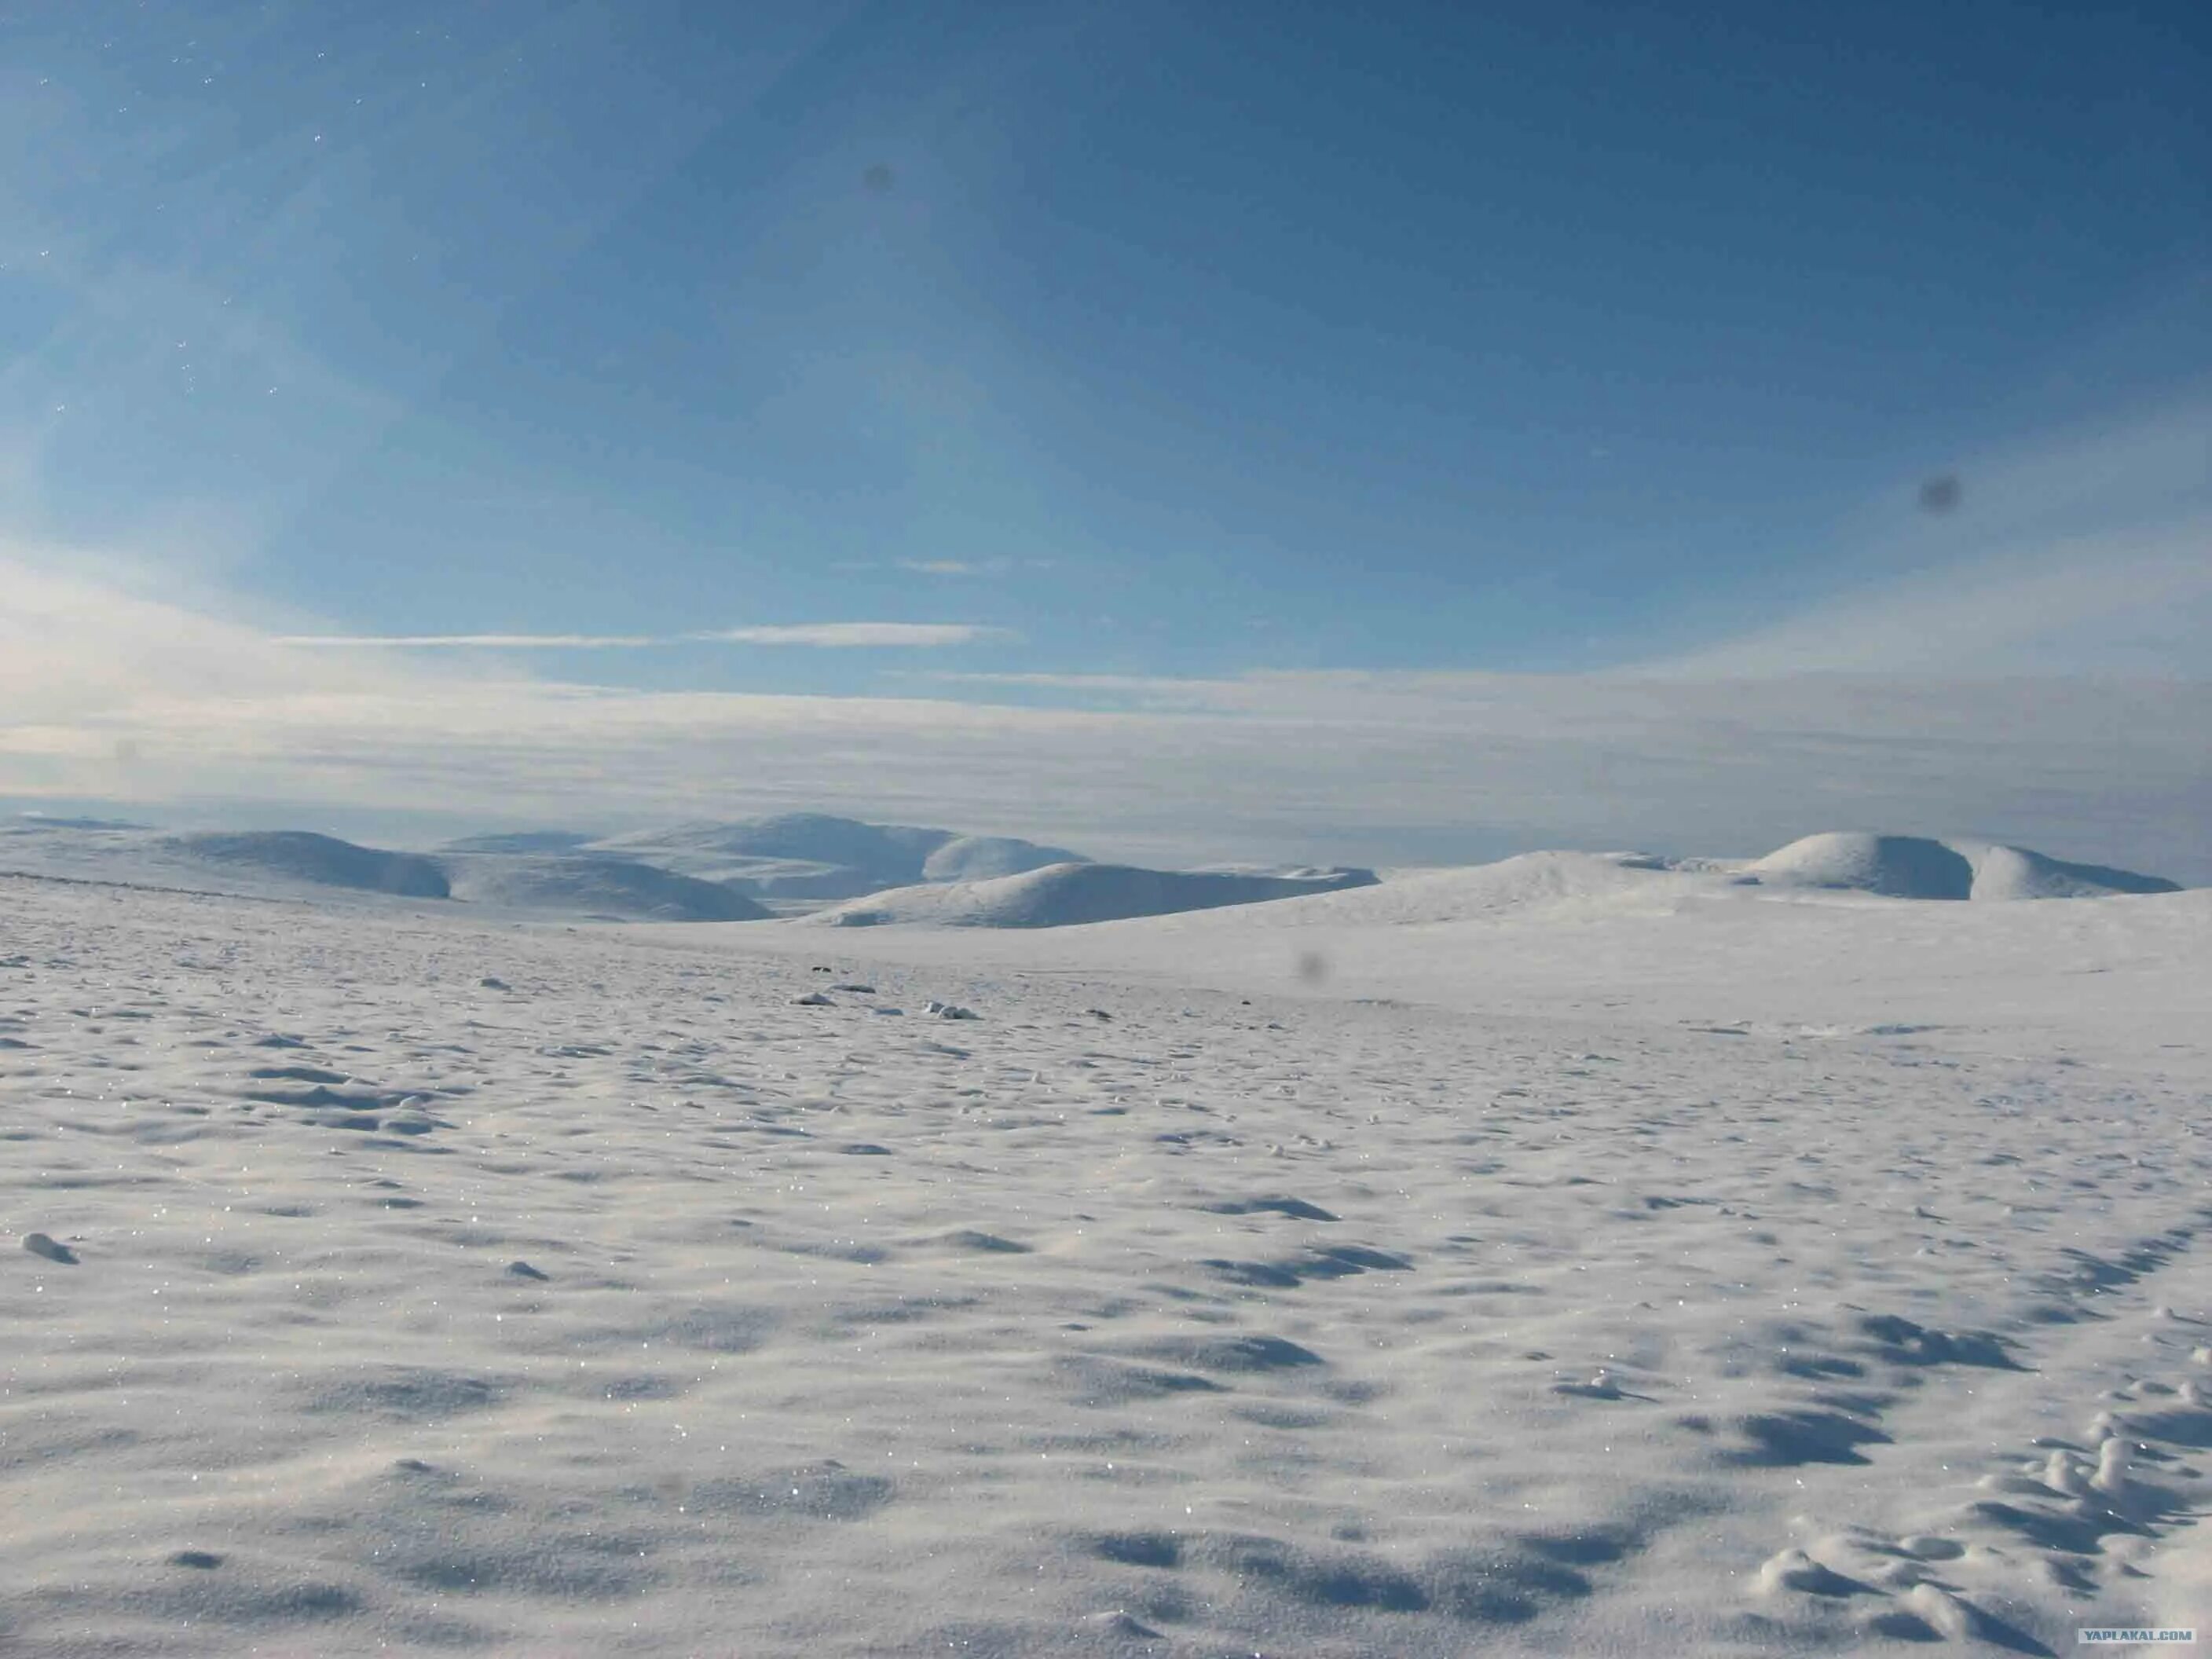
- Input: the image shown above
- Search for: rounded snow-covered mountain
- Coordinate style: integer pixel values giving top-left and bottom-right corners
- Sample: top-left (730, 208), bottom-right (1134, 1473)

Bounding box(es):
top-left (808, 862), bottom-right (1379, 928)
top-left (1749, 833), bottom-right (2177, 900)
top-left (579, 815), bottom-right (1088, 898)
top-left (921, 834), bottom-right (1089, 883)
top-left (170, 831), bottom-right (452, 899)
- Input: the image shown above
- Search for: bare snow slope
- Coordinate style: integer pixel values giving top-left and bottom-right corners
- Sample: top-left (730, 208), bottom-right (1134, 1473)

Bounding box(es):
top-left (3, 867), bottom-right (2207, 1657)
top-left (714, 851), bottom-right (2207, 1071)
top-left (808, 860), bottom-right (1379, 928)
top-left (798, 837), bottom-right (2181, 937)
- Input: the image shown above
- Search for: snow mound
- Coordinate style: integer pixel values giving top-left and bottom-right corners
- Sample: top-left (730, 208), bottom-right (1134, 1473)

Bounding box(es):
top-left (921, 834), bottom-right (1090, 882)
top-left (1751, 833), bottom-right (1976, 899)
top-left (168, 832), bottom-right (450, 899)
top-left (1752, 833), bottom-right (2177, 901)
top-left (439, 855), bottom-right (770, 921)
top-left (1957, 842), bottom-right (2182, 900)
top-left (808, 862), bottom-right (1379, 928)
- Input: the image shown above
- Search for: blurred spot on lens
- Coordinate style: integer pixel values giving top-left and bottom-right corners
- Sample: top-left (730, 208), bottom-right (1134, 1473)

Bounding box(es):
top-left (1917, 474), bottom-right (1962, 515)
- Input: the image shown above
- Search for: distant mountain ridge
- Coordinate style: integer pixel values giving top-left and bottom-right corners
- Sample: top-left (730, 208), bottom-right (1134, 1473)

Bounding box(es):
top-left (2, 814), bottom-right (1095, 916)
top-left (0, 815), bottom-right (2184, 925)
top-left (497, 814), bottom-right (1090, 899)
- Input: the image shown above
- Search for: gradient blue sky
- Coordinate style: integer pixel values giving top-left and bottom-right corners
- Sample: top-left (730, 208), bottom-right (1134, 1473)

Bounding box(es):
top-left (3, 1), bottom-right (2208, 871)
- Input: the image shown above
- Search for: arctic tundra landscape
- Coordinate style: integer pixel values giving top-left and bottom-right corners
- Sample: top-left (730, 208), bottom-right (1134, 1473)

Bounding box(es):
top-left (2, 815), bottom-right (2205, 1657)
top-left (12, 1), bottom-right (2209, 1651)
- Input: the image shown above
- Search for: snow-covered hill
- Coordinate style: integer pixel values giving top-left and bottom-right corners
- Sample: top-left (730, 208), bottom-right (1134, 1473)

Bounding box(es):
top-left (0, 819), bottom-right (2185, 934)
top-left (584, 813), bottom-right (1089, 897)
top-left (1749, 831), bottom-right (2179, 899)
top-left (806, 860), bottom-right (1379, 927)
top-left (170, 830), bottom-right (452, 898)
top-left (920, 833), bottom-right (1090, 882)
top-left (438, 854), bottom-right (770, 921)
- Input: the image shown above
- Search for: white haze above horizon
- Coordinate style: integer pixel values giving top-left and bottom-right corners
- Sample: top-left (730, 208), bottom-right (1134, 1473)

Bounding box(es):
top-left (5, 401), bottom-right (2209, 888)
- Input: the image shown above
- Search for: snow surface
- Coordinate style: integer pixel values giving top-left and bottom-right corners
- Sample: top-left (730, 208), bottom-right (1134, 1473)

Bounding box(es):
top-left (2, 859), bottom-right (2207, 1656)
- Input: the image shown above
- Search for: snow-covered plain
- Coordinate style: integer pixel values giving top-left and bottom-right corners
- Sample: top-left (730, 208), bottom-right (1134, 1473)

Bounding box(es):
top-left (2, 859), bottom-right (2208, 1657)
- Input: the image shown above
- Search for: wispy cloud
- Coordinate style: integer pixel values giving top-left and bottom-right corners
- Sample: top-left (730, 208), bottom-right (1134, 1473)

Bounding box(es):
top-left (276, 623), bottom-right (1013, 650)
top-left (693, 623), bottom-right (1012, 647)
top-left (833, 558), bottom-right (1055, 577)
top-left (1643, 518), bottom-right (2212, 679)
top-left (278, 632), bottom-right (662, 649)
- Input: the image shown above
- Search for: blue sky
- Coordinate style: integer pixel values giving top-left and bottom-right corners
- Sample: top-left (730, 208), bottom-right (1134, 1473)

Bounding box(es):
top-left (2, 1), bottom-right (2208, 871)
